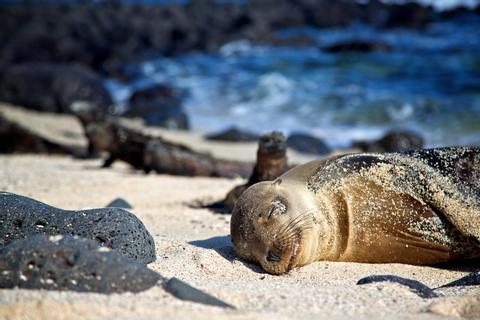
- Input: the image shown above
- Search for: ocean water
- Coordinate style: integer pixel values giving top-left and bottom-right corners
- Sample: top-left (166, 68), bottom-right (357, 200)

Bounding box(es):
top-left (108, 16), bottom-right (480, 148)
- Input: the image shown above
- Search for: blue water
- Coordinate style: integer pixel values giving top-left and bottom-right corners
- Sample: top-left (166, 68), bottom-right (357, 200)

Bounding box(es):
top-left (107, 16), bottom-right (480, 148)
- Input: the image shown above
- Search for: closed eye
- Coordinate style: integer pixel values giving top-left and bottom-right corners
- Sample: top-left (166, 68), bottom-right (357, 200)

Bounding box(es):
top-left (266, 251), bottom-right (280, 262)
top-left (268, 199), bottom-right (287, 219)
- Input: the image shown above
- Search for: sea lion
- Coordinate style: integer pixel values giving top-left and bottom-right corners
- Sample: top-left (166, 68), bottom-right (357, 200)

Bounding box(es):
top-left (220, 131), bottom-right (289, 211)
top-left (231, 147), bottom-right (480, 274)
top-left (202, 131), bottom-right (289, 212)
top-left (85, 119), bottom-right (252, 178)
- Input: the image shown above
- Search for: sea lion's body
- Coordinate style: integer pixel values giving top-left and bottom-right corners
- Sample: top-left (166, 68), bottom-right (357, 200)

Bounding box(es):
top-left (231, 147), bottom-right (480, 274)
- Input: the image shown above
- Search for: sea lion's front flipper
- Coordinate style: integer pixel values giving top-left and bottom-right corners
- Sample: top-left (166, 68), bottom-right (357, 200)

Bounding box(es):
top-left (338, 180), bottom-right (470, 264)
top-left (403, 147), bottom-right (480, 242)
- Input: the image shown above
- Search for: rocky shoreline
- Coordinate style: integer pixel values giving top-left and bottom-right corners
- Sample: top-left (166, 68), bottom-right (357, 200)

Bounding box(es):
top-left (0, 1), bottom-right (477, 146)
top-left (2, 0), bottom-right (472, 77)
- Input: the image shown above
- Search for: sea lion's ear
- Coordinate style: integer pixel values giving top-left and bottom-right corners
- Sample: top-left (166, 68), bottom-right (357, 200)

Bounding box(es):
top-left (272, 179), bottom-right (282, 186)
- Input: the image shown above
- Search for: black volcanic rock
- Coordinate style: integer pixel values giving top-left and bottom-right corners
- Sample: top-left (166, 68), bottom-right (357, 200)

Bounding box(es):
top-left (205, 127), bottom-right (259, 142)
top-left (353, 130), bottom-right (424, 153)
top-left (0, 235), bottom-right (160, 293)
top-left (0, 192), bottom-right (155, 264)
top-left (0, 63), bottom-right (112, 120)
top-left (381, 2), bottom-right (434, 29)
top-left (298, 0), bottom-right (363, 28)
top-left (124, 85), bottom-right (189, 129)
top-left (286, 132), bottom-right (331, 155)
top-left (323, 40), bottom-right (391, 53)
top-left (0, 1), bottom-right (445, 76)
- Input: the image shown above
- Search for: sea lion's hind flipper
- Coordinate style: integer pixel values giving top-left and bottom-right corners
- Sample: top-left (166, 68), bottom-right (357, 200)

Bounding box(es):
top-left (357, 275), bottom-right (438, 298)
top-left (399, 147), bottom-right (480, 242)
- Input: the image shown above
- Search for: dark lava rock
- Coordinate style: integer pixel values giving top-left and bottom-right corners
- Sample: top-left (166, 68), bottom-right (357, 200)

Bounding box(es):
top-left (0, 235), bottom-right (160, 293)
top-left (0, 2), bottom-right (442, 76)
top-left (0, 192), bottom-right (155, 264)
top-left (353, 130), bottom-right (424, 153)
top-left (286, 132), bottom-right (331, 155)
top-left (205, 127), bottom-right (259, 142)
top-left (380, 2), bottom-right (435, 29)
top-left (123, 85), bottom-right (189, 130)
top-left (323, 40), bottom-right (392, 53)
top-left (0, 63), bottom-right (112, 123)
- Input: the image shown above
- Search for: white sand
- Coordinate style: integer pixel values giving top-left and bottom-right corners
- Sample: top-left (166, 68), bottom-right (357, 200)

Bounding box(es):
top-left (0, 154), bottom-right (479, 320)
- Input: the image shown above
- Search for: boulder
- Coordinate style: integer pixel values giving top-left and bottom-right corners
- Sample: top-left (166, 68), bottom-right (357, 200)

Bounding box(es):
top-left (286, 132), bottom-right (331, 155)
top-left (323, 40), bottom-right (391, 53)
top-left (0, 235), bottom-right (160, 293)
top-left (0, 63), bottom-right (112, 121)
top-left (205, 127), bottom-right (259, 142)
top-left (124, 85), bottom-right (189, 130)
top-left (353, 130), bottom-right (424, 153)
top-left (0, 1), bottom-right (443, 77)
top-left (0, 192), bottom-right (156, 264)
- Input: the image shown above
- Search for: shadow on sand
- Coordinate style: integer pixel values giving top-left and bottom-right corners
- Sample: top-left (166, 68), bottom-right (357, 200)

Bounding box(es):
top-left (189, 235), bottom-right (264, 274)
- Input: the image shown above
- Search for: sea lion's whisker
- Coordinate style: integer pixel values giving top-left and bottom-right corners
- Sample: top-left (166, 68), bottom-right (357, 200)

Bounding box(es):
top-left (276, 223), bottom-right (312, 245)
top-left (276, 227), bottom-right (312, 247)
top-left (278, 213), bottom-right (313, 237)
top-left (275, 218), bottom-right (314, 256)
top-left (278, 221), bottom-right (313, 239)
top-left (277, 209), bottom-right (314, 235)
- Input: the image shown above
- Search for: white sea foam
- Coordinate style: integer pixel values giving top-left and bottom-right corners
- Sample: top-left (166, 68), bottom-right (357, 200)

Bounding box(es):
top-left (365, 0), bottom-right (479, 10)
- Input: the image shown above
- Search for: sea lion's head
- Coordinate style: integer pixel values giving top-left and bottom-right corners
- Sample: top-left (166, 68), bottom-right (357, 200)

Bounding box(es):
top-left (231, 179), bottom-right (318, 274)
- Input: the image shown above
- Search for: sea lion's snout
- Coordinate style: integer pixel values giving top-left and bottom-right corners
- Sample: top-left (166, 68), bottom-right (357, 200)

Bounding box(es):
top-left (259, 227), bottom-right (304, 275)
top-left (259, 216), bottom-right (311, 275)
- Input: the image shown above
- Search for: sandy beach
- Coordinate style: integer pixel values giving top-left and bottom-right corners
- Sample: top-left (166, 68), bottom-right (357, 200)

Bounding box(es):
top-left (1, 153), bottom-right (479, 320)
top-left (1, 1), bottom-right (479, 318)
